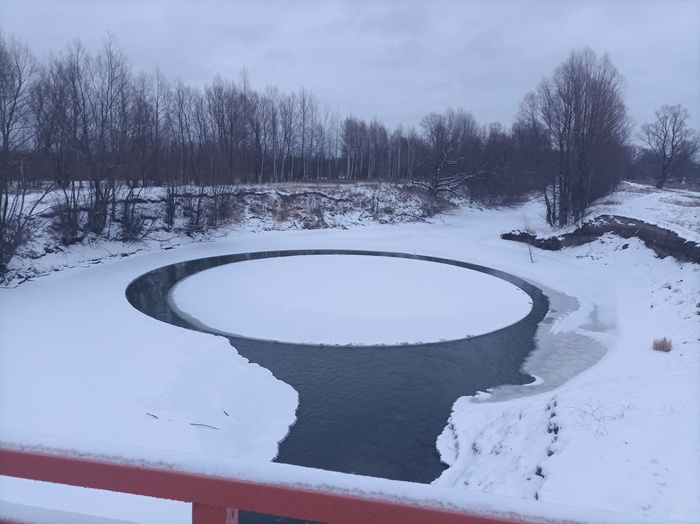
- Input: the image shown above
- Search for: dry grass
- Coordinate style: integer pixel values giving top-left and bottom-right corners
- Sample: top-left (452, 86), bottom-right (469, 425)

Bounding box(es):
top-left (652, 337), bottom-right (673, 353)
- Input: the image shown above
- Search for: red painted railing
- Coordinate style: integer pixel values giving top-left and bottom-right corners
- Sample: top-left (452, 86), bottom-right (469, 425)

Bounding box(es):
top-left (0, 446), bottom-right (523, 524)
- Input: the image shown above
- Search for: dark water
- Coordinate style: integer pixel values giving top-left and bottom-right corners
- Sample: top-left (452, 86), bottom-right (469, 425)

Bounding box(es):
top-left (126, 250), bottom-right (548, 523)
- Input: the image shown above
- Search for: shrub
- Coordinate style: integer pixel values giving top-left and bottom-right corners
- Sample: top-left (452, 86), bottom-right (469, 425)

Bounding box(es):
top-left (120, 198), bottom-right (145, 241)
top-left (271, 198), bottom-right (295, 223)
top-left (652, 337), bottom-right (673, 352)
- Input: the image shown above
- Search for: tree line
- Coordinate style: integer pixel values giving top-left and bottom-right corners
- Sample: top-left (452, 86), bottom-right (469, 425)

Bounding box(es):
top-left (0, 34), bottom-right (548, 193)
top-left (1, 32), bottom-right (698, 271)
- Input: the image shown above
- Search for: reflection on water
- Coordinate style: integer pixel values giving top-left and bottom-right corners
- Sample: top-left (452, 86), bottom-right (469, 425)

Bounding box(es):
top-left (126, 250), bottom-right (548, 523)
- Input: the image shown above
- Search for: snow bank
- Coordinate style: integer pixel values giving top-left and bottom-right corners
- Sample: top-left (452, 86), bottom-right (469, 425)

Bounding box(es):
top-left (530, 182), bottom-right (700, 244)
top-left (0, 242), bottom-right (299, 521)
top-left (434, 235), bottom-right (700, 522)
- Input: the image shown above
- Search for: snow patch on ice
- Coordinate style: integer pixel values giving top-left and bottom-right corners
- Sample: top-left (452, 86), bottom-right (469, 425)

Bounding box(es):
top-left (169, 254), bottom-right (533, 345)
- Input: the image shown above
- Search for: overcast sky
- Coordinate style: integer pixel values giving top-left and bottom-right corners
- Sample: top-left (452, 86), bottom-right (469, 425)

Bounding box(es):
top-left (1, 0), bottom-right (698, 135)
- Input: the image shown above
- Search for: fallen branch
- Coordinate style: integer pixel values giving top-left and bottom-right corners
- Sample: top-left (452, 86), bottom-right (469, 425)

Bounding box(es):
top-left (189, 422), bottom-right (219, 430)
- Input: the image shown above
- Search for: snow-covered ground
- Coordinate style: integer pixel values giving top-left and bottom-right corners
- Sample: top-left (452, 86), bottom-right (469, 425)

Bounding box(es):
top-left (0, 182), bottom-right (698, 523)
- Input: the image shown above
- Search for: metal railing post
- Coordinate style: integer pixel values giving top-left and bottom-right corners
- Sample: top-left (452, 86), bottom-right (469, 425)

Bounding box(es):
top-left (192, 503), bottom-right (238, 524)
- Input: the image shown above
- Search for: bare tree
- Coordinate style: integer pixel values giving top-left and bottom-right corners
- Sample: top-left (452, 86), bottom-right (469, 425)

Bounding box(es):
top-left (341, 116), bottom-right (367, 179)
top-left (512, 95), bottom-right (552, 198)
top-left (296, 88), bottom-right (318, 179)
top-left (247, 90), bottom-right (267, 183)
top-left (321, 105), bottom-right (340, 179)
top-left (131, 67), bottom-right (170, 186)
top-left (206, 75), bottom-right (240, 181)
top-left (32, 50), bottom-right (84, 245)
top-left (418, 108), bottom-right (483, 197)
top-left (0, 33), bottom-right (50, 272)
top-left (279, 92), bottom-right (296, 181)
top-left (1, 35), bottom-right (37, 158)
top-left (367, 118), bottom-right (389, 179)
top-left (263, 85), bottom-right (280, 181)
top-left (168, 79), bottom-right (198, 184)
top-left (130, 72), bottom-right (154, 186)
top-left (44, 36), bottom-right (134, 236)
top-left (528, 48), bottom-right (630, 226)
top-left (640, 104), bottom-right (699, 189)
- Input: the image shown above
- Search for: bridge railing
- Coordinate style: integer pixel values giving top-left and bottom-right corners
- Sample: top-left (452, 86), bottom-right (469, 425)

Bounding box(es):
top-left (0, 445), bottom-right (524, 524)
top-left (0, 449), bottom-right (532, 524)
top-left (1, 439), bottom-right (629, 524)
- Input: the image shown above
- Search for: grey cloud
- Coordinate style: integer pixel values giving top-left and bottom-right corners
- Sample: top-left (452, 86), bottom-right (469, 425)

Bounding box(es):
top-left (0, 0), bottom-right (698, 132)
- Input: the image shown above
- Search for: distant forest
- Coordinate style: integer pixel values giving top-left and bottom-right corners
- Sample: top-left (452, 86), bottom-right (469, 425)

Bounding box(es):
top-left (1, 32), bottom-right (698, 271)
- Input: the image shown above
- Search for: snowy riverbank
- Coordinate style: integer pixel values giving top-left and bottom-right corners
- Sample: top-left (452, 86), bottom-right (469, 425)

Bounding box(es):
top-left (1, 182), bottom-right (698, 523)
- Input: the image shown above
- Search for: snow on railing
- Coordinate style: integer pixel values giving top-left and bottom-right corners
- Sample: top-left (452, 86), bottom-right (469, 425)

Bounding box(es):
top-left (0, 445), bottom-right (520, 524)
top-left (2, 435), bottom-right (647, 524)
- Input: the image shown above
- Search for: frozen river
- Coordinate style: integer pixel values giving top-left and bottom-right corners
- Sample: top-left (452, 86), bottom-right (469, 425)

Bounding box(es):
top-left (126, 250), bottom-right (548, 488)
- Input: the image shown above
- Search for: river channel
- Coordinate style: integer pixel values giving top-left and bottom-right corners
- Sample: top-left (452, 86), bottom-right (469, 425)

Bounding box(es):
top-left (125, 250), bottom-right (549, 523)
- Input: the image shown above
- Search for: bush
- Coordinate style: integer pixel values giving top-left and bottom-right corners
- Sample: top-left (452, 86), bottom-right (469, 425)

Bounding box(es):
top-left (652, 337), bottom-right (673, 352)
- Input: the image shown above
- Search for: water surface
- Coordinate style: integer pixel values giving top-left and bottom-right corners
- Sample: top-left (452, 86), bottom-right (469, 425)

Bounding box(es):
top-left (126, 250), bottom-right (549, 522)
